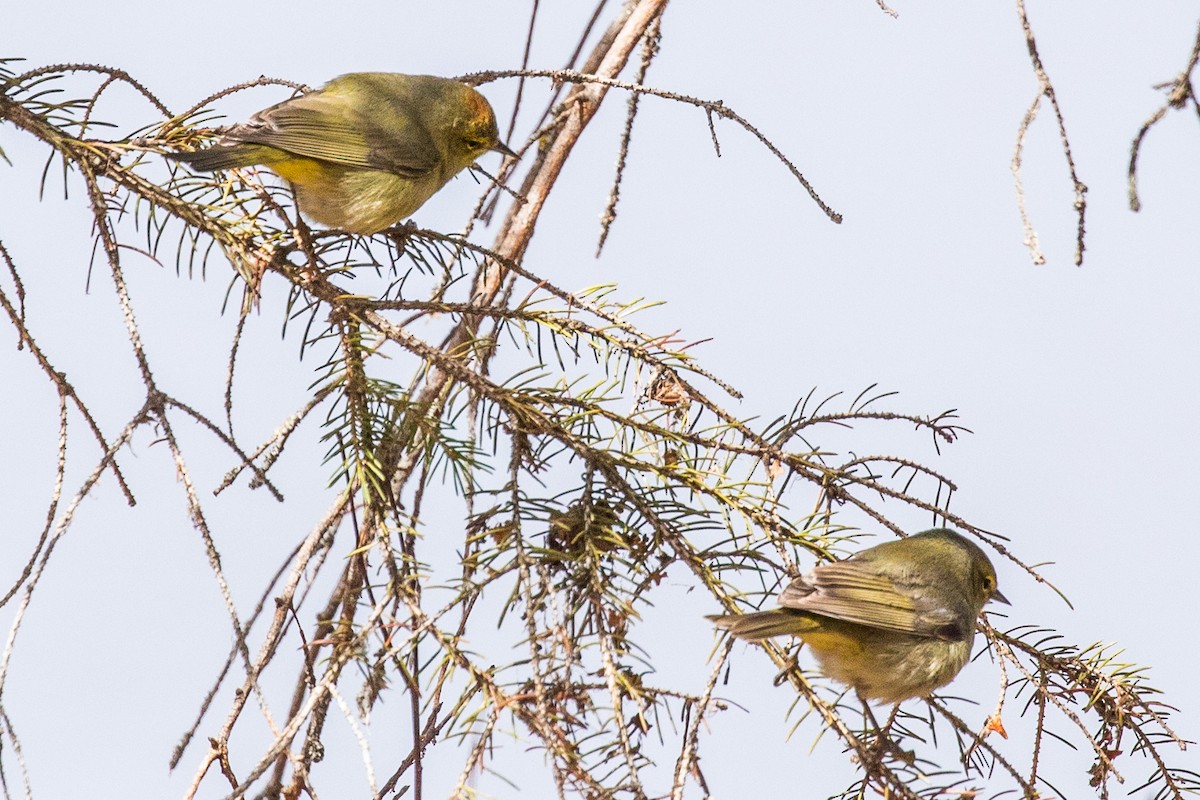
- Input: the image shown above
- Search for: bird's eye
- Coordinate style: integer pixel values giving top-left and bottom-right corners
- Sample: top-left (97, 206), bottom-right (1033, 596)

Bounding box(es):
top-left (982, 576), bottom-right (995, 591)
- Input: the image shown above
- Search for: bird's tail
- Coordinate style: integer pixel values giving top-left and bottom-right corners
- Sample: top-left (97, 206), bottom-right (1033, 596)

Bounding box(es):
top-left (707, 609), bottom-right (815, 642)
top-left (166, 144), bottom-right (275, 173)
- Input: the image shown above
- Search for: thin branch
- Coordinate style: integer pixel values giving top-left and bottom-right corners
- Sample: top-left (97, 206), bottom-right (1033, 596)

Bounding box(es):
top-left (1128, 16), bottom-right (1200, 212)
top-left (1012, 0), bottom-right (1089, 266)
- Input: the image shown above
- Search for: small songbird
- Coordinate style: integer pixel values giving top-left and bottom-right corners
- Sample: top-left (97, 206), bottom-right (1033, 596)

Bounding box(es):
top-left (708, 528), bottom-right (1008, 703)
top-left (168, 72), bottom-right (514, 234)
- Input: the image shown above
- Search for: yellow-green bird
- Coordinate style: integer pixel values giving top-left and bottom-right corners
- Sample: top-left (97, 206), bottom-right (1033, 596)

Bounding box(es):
top-left (709, 528), bottom-right (1008, 703)
top-left (168, 72), bottom-right (514, 234)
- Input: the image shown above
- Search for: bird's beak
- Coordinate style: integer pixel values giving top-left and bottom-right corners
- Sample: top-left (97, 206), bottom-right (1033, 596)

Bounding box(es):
top-left (990, 589), bottom-right (1011, 606)
top-left (492, 140), bottom-right (517, 158)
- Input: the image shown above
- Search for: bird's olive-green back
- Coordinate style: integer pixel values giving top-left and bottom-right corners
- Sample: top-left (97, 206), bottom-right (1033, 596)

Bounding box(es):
top-left (231, 73), bottom-right (501, 180)
top-left (776, 528), bottom-right (1001, 641)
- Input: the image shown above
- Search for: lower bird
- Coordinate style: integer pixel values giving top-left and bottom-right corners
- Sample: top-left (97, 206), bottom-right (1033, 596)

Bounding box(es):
top-left (708, 528), bottom-right (1009, 703)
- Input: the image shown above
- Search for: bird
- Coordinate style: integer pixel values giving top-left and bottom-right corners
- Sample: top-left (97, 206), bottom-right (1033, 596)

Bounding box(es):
top-left (167, 72), bottom-right (514, 234)
top-left (708, 528), bottom-right (1009, 703)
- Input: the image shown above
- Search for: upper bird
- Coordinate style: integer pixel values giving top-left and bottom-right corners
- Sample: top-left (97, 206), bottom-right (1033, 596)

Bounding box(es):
top-left (709, 528), bottom-right (1009, 703)
top-left (168, 72), bottom-right (514, 234)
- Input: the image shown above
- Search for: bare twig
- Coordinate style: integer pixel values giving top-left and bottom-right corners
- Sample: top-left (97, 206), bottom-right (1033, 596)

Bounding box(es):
top-left (1011, 0), bottom-right (1089, 266)
top-left (1128, 17), bottom-right (1200, 211)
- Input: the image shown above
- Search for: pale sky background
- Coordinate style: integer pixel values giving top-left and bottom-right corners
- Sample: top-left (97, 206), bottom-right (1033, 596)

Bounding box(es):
top-left (2, 2), bottom-right (1198, 799)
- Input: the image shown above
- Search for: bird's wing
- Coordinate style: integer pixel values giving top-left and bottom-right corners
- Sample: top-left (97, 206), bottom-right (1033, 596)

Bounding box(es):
top-left (231, 92), bottom-right (440, 178)
top-left (777, 560), bottom-right (962, 639)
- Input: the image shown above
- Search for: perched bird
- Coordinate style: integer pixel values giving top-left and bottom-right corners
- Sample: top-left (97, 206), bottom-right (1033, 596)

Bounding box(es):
top-left (168, 72), bottom-right (514, 234)
top-left (709, 528), bottom-right (1008, 703)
